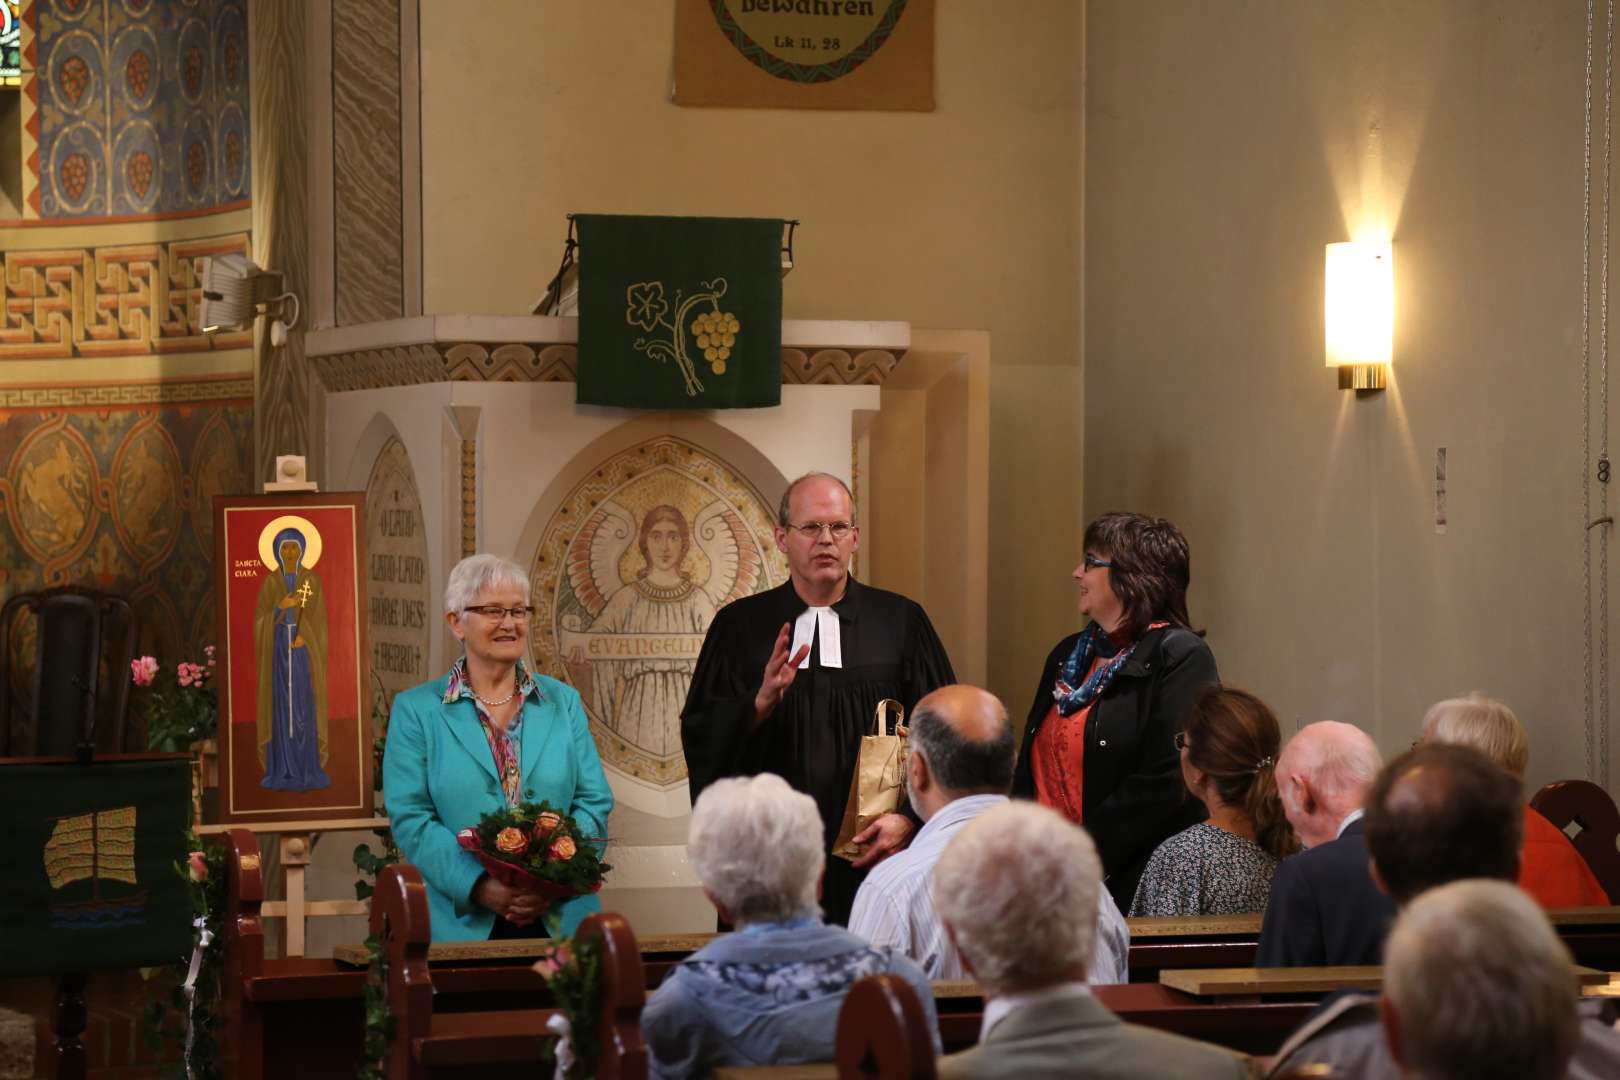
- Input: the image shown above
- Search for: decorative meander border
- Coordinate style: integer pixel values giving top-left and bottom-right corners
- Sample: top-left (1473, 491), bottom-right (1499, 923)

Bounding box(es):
top-left (0, 376), bottom-right (254, 409)
top-left (311, 342), bottom-right (904, 392)
top-left (0, 233), bottom-right (255, 359)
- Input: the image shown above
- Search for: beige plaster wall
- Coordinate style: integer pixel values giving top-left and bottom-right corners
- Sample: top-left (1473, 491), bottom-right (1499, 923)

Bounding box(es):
top-left (1086, 1), bottom-right (1618, 791)
top-left (418, 0), bottom-right (1085, 710)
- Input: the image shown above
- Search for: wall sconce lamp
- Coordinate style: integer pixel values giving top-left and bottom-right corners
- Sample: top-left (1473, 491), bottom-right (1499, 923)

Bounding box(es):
top-left (200, 253), bottom-right (301, 346)
top-left (1325, 241), bottom-right (1392, 392)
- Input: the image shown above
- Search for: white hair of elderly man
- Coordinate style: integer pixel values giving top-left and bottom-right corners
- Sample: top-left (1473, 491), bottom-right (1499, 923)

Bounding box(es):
top-left (932, 801), bottom-right (1101, 996)
top-left (1382, 879), bottom-right (1579, 1080)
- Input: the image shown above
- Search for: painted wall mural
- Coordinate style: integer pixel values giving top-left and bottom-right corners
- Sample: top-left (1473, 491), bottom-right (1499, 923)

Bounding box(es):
top-left (17, 0), bottom-right (250, 221)
top-left (0, 394), bottom-right (253, 724)
top-left (528, 436), bottom-right (787, 790)
top-left (0, 230), bottom-right (253, 359)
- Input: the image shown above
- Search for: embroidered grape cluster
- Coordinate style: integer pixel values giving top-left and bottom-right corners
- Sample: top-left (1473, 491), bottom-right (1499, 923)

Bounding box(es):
top-left (690, 310), bottom-right (741, 375)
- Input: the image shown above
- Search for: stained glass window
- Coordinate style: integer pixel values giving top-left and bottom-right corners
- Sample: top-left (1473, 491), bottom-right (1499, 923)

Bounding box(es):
top-left (1, 1), bottom-right (20, 88)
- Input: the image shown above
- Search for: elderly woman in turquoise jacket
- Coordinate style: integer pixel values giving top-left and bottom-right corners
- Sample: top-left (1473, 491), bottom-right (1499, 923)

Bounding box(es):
top-left (383, 554), bottom-right (614, 940)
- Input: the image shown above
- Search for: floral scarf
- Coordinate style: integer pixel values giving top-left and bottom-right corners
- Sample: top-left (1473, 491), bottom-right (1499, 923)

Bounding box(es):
top-left (443, 656), bottom-right (540, 807)
top-left (1052, 621), bottom-right (1168, 717)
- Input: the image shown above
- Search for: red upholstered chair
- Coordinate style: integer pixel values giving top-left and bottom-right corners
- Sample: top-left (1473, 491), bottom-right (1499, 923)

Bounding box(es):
top-left (1531, 780), bottom-right (1620, 904)
top-left (837, 973), bottom-right (937, 1080)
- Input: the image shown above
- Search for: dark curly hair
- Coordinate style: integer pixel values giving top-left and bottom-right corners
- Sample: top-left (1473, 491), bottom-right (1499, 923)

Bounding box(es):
top-left (1082, 511), bottom-right (1196, 639)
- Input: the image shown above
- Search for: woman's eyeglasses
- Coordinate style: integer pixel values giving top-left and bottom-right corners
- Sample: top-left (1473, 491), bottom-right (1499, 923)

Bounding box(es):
top-left (1174, 731), bottom-right (1190, 751)
top-left (464, 605), bottom-right (533, 622)
top-left (1082, 555), bottom-right (1115, 570)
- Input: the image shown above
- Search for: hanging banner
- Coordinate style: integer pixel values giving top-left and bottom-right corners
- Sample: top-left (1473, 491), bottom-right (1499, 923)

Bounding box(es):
top-left (673, 0), bottom-right (934, 112)
top-left (575, 214), bottom-right (783, 410)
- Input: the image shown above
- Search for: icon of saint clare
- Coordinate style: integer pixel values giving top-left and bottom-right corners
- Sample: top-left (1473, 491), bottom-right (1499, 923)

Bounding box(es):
top-left (253, 518), bottom-right (332, 791)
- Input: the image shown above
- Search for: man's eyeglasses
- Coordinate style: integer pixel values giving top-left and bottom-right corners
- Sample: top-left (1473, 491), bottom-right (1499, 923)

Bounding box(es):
top-left (464, 604), bottom-right (533, 622)
top-left (1082, 555), bottom-right (1115, 571)
top-left (788, 521), bottom-right (856, 540)
top-left (1174, 731), bottom-right (1190, 751)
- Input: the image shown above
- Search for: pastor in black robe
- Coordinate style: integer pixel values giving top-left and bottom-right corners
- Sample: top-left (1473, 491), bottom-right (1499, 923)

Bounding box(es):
top-left (680, 576), bottom-right (956, 926)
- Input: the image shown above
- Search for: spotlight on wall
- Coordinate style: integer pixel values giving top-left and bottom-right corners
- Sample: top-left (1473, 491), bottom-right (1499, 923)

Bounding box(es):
top-left (1325, 241), bottom-right (1392, 392)
top-left (200, 253), bottom-right (301, 346)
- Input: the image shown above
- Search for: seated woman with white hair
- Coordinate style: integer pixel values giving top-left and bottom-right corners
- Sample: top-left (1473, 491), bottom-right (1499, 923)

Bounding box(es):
top-left (382, 554), bottom-right (613, 940)
top-left (642, 773), bottom-right (938, 1077)
top-left (1421, 692), bottom-right (1610, 907)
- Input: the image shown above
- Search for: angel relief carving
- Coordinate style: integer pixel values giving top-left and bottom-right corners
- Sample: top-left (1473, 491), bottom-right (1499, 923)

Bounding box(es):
top-left (544, 464), bottom-right (776, 786)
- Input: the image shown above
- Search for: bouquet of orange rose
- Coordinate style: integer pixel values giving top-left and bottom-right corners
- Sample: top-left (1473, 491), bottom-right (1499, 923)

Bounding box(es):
top-left (456, 801), bottom-right (611, 901)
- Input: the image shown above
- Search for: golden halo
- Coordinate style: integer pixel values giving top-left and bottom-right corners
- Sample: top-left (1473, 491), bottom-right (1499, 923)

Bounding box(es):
top-left (258, 515), bottom-right (323, 571)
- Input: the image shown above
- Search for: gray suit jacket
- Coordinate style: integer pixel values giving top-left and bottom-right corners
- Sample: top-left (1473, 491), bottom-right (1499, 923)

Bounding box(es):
top-left (939, 992), bottom-right (1251, 1080)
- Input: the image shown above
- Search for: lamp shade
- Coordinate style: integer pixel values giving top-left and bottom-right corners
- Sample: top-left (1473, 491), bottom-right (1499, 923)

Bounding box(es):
top-left (1324, 241), bottom-right (1393, 368)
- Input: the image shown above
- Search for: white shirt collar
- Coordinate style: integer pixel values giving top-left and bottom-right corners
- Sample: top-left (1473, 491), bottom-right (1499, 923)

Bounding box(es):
top-left (980, 980), bottom-right (1091, 1042)
top-left (1336, 807), bottom-right (1365, 839)
top-left (790, 606), bottom-right (842, 668)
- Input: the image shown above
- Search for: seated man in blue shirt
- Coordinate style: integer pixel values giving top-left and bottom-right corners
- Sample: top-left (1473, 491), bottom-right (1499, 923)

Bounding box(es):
top-left (642, 772), bottom-right (938, 1077)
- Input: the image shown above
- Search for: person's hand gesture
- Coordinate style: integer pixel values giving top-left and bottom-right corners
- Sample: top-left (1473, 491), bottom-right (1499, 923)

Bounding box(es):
top-left (753, 622), bottom-right (810, 724)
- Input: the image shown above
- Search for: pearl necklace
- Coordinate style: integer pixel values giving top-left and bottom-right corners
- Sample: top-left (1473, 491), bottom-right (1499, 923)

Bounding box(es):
top-left (473, 683), bottom-right (518, 708)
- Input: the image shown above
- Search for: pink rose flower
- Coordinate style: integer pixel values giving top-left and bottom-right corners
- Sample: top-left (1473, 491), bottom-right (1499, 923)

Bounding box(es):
top-left (187, 851), bottom-right (208, 883)
top-left (494, 827), bottom-right (529, 856)
top-left (177, 663), bottom-right (195, 688)
top-left (531, 811), bottom-right (562, 842)
top-left (130, 656), bottom-right (159, 687)
top-left (547, 835), bottom-right (577, 861)
top-left (204, 645), bottom-right (217, 667)
top-left (532, 943), bottom-right (571, 980)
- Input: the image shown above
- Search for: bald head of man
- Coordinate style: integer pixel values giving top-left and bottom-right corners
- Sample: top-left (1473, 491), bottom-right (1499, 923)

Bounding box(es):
top-left (906, 685), bottom-right (1015, 821)
top-left (1275, 720), bottom-right (1384, 848)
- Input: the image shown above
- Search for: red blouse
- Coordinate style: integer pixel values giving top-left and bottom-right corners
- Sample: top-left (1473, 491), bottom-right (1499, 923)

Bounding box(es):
top-left (1520, 805), bottom-right (1610, 907)
top-left (1031, 655), bottom-right (1108, 825)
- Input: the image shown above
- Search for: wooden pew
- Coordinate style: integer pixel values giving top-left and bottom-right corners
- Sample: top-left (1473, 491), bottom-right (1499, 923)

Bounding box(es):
top-left (371, 863), bottom-right (647, 1078)
top-left (214, 830), bottom-right (1620, 1072)
top-left (724, 975), bottom-right (1343, 1080)
top-left (1159, 963), bottom-right (1613, 999)
top-left (1127, 908), bottom-right (1620, 978)
top-left (1533, 779), bottom-right (1620, 903)
top-left (219, 832), bottom-right (650, 1079)
top-left (1125, 913), bottom-right (1262, 981)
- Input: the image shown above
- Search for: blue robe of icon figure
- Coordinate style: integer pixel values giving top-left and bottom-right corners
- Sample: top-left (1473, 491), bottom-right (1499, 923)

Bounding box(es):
top-left (254, 528), bottom-right (332, 791)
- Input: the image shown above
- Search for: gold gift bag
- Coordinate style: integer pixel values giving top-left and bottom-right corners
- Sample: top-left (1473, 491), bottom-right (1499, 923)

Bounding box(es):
top-left (832, 699), bottom-right (909, 862)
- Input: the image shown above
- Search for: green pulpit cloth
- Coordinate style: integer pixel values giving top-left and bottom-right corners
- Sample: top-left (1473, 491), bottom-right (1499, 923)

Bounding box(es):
top-left (0, 757), bottom-right (192, 975)
top-left (576, 214), bottom-right (784, 409)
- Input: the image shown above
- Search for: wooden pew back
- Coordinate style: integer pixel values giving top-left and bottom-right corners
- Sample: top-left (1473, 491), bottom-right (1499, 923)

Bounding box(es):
top-left (576, 912), bottom-right (649, 1080)
top-left (836, 975), bottom-right (936, 1080)
top-left (370, 864), bottom-right (646, 1078)
top-left (1533, 780), bottom-right (1620, 903)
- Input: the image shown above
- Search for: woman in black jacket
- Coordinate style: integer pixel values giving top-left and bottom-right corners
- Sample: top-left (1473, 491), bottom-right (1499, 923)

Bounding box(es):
top-left (1011, 511), bottom-right (1218, 911)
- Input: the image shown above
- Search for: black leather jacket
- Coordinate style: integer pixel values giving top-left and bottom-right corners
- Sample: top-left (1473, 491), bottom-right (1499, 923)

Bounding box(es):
top-left (1011, 625), bottom-right (1219, 911)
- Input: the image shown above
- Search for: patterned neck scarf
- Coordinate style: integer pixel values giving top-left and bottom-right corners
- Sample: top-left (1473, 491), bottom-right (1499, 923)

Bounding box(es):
top-left (1052, 621), bottom-right (1168, 717)
top-left (443, 656), bottom-right (540, 807)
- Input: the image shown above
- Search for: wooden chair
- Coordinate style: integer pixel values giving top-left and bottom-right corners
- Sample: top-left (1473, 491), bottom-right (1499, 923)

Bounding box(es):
top-left (837, 974), bottom-right (936, 1079)
top-left (1532, 780), bottom-right (1620, 903)
top-left (0, 586), bottom-right (136, 756)
top-left (371, 864), bottom-right (647, 1078)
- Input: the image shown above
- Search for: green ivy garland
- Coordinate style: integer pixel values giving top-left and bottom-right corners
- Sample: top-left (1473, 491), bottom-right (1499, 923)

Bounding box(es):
top-left (538, 929), bottom-right (604, 1080)
top-left (143, 837), bottom-right (228, 1079)
top-left (355, 923), bottom-right (394, 1080)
